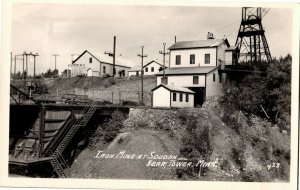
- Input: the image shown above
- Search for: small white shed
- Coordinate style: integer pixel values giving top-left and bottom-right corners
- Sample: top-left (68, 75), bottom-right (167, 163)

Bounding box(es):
top-left (151, 84), bottom-right (195, 108)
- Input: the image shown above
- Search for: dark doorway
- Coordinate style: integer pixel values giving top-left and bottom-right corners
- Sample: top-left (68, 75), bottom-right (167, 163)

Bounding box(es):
top-left (188, 87), bottom-right (205, 107)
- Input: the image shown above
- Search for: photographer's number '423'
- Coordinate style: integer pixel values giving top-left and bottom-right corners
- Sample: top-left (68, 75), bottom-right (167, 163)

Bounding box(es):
top-left (267, 163), bottom-right (280, 170)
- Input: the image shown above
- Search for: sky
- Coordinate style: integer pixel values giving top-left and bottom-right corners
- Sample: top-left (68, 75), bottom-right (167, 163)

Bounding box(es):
top-left (11, 3), bottom-right (293, 75)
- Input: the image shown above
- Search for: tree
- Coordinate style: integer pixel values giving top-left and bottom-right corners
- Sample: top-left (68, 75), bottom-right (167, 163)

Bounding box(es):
top-left (221, 54), bottom-right (291, 130)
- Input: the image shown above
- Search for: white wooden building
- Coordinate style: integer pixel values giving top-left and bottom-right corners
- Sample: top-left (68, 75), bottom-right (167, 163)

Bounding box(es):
top-left (153, 37), bottom-right (236, 107)
top-left (152, 84), bottom-right (195, 108)
top-left (70, 50), bottom-right (132, 77)
top-left (128, 60), bottom-right (167, 77)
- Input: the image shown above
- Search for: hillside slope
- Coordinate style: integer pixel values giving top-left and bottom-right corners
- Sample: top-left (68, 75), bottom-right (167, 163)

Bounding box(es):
top-left (68, 107), bottom-right (290, 181)
top-left (69, 128), bottom-right (180, 179)
top-left (13, 76), bottom-right (156, 105)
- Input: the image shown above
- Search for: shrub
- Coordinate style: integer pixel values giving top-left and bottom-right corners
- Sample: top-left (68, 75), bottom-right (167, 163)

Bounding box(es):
top-left (89, 111), bottom-right (127, 145)
top-left (102, 73), bottom-right (110, 78)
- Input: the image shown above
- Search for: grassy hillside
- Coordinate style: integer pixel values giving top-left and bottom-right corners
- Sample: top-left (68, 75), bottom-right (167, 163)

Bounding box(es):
top-left (12, 76), bottom-right (157, 105)
top-left (68, 106), bottom-right (290, 181)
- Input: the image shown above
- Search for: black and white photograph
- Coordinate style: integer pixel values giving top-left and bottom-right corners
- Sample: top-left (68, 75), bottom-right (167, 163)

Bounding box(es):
top-left (0, 0), bottom-right (299, 189)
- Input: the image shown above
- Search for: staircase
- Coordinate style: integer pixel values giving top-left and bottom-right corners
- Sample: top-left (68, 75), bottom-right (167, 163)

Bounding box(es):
top-left (50, 101), bottom-right (96, 178)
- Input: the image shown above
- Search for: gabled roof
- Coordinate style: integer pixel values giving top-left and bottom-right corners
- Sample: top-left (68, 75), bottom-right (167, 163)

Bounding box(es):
top-left (128, 65), bottom-right (141, 72)
top-left (156, 66), bottom-right (218, 76)
top-left (73, 50), bottom-right (132, 68)
top-left (168, 38), bottom-right (230, 50)
top-left (151, 84), bottom-right (195, 94)
top-left (129, 60), bottom-right (167, 72)
top-left (143, 60), bottom-right (166, 68)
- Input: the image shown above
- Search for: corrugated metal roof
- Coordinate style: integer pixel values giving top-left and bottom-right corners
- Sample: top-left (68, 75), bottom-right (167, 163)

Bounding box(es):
top-left (168, 39), bottom-right (227, 50)
top-left (156, 66), bottom-right (218, 75)
top-left (152, 84), bottom-right (195, 93)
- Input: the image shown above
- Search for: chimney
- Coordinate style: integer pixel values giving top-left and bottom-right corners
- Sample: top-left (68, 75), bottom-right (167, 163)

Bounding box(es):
top-left (175, 36), bottom-right (177, 43)
top-left (207, 32), bottom-right (214, 39)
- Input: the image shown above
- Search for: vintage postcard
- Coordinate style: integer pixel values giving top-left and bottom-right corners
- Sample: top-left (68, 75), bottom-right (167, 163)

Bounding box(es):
top-left (0, 0), bottom-right (299, 190)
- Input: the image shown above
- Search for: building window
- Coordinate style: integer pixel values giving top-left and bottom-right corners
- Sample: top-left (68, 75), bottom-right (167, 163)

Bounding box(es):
top-left (151, 67), bottom-right (154, 72)
top-left (205, 54), bottom-right (210, 64)
top-left (89, 57), bottom-right (92, 63)
top-left (145, 67), bottom-right (148, 72)
top-left (179, 93), bottom-right (183, 102)
top-left (186, 94), bottom-right (189, 102)
top-left (173, 93), bottom-right (176, 101)
top-left (213, 73), bottom-right (215, 82)
top-left (190, 54), bottom-right (195, 64)
top-left (193, 76), bottom-right (199, 84)
top-left (176, 55), bottom-right (181, 65)
top-left (103, 66), bottom-right (106, 73)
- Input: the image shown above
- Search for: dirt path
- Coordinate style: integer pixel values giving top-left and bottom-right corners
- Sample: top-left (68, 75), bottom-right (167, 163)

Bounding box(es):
top-left (69, 128), bottom-right (181, 179)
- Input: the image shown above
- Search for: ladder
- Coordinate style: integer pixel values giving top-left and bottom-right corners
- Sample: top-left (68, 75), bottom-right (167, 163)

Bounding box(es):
top-left (50, 101), bottom-right (96, 178)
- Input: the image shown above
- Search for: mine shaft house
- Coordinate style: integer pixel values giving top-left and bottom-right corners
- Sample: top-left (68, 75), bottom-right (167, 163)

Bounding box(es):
top-left (152, 35), bottom-right (237, 108)
top-left (70, 50), bottom-right (132, 77)
top-left (128, 60), bottom-right (167, 77)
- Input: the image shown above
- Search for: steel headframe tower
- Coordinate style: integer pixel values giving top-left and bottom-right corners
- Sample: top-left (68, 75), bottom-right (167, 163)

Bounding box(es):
top-left (235, 7), bottom-right (272, 64)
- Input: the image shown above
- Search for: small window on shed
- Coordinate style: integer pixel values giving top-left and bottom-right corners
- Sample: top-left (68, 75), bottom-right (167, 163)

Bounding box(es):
top-left (145, 67), bottom-right (148, 72)
top-left (173, 93), bottom-right (177, 101)
top-left (205, 54), bottom-right (210, 64)
top-left (176, 55), bottom-right (181, 65)
top-left (103, 66), bottom-right (106, 73)
top-left (89, 57), bottom-right (92, 63)
top-left (193, 76), bottom-right (199, 84)
top-left (151, 67), bottom-right (154, 72)
top-left (186, 94), bottom-right (189, 102)
top-left (179, 93), bottom-right (183, 102)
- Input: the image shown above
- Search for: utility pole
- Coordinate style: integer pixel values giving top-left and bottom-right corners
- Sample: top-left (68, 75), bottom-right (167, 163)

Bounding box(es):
top-left (52, 53), bottom-right (59, 71)
top-left (14, 55), bottom-right (17, 77)
top-left (23, 51), bottom-right (31, 79)
top-left (113, 36), bottom-right (116, 77)
top-left (159, 43), bottom-right (169, 84)
top-left (137, 46), bottom-right (147, 104)
top-left (14, 55), bottom-right (23, 78)
top-left (30, 53), bottom-right (39, 78)
top-left (22, 52), bottom-right (25, 80)
top-left (10, 52), bottom-right (13, 76)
